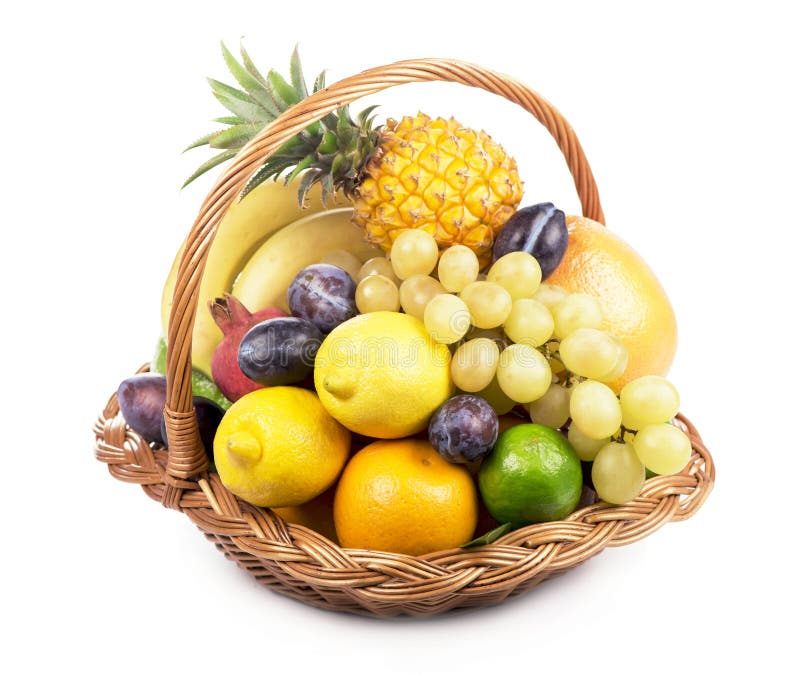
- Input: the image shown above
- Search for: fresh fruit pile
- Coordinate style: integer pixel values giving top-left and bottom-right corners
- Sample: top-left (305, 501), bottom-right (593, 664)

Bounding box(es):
top-left (119, 46), bottom-right (688, 557)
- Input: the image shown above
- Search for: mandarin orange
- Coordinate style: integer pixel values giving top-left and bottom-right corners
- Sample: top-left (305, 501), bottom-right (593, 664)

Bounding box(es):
top-left (333, 439), bottom-right (478, 555)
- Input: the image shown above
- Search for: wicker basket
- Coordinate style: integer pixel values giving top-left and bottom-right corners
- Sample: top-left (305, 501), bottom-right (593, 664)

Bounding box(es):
top-left (94, 58), bottom-right (715, 618)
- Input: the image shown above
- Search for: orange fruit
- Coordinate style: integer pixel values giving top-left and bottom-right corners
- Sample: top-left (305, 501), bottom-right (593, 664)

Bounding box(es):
top-left (273, 487), bottom-right (338, 544)
top-left (547, 216), bottom-right (677, 391)
top-left (333, 439), bottom-right (478, 555)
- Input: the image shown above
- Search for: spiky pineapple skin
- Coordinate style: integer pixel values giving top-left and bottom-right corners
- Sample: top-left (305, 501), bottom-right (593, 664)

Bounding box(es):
top-left (352, 113), bottom-right (523, 262)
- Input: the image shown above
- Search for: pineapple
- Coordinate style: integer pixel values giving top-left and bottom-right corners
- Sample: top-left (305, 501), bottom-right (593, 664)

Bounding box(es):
top-left (186, 45), bottom-right (523, 262)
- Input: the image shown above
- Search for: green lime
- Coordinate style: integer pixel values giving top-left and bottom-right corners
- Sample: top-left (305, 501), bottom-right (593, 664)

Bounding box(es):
top-left (478, 423), bottom-right (582, 525)
top-left (151, 337), bottom-right (232, 410)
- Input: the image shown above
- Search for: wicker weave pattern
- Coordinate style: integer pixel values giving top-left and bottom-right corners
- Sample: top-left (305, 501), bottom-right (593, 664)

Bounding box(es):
top-left (95, 373), bottom-right (713, 617)
top-left (96, 59), bottom-right (715, 617)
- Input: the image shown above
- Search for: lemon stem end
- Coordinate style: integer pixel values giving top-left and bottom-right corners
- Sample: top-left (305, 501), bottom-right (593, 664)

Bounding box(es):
top-left (226, 431), bottom-right (262, 465)
top-left (323, 374), bottom-right (355, 400)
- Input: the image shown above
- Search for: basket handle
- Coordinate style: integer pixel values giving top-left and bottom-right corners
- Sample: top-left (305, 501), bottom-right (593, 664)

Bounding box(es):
top-left (163, 57), bottom-right (604, 480)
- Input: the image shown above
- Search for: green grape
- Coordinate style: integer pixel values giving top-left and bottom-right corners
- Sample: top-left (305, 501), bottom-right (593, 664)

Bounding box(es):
top-left (532, 283), bottom-right (568, 308)
top-left (399, 274), bottom-right (445, 319)
top-left (451, 338), bottom-right (500, 392)
top-left (496, 343), bottom-right (552, 403)
top-left (437, 244), bottom-right (479, 292)
top-left (358, 256), bottom-right (399, 285)
top-left (390, 230), bottom-right (439, 279)
top-left (569, 380), bottom-right (622, 439)
top-left (473, 376), bottom-right (516, 414)
top-left (487, 251), bottom-right (542, 299)
top-left (633, 423), bottom-right (692, 475)
top-left (460, 281), bottom-right (513, 328)
top-left (320, 249), bottom-right (362, 280)
top-left (503, 299), bottom-right (554, 347)
top-left (552, 293), bottom-right (603, 339)
top-left (356, 274), bottom-right (400, 314)
top-left (423, 293), bottom-right (471, 344)
top-left (568, 424), bottom-right (608, 461)
top-left (591, 441), bottom-right (645, 504)
top-left (600, 335), bottom-right (629, 383)
top-left (619, 376), bottom-right (680, 430)
top-left (529, 383), bottom-right (571, 428)
top-left (559, 328), bottom-right (623, 381)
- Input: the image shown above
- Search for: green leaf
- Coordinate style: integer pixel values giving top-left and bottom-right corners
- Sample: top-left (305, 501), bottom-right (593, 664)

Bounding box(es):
top-left (182, 131), bottom-right (216, 153)
top-left (240, 158), bottom-right (294, 199)
top-left (330, 153), bottom-right (351, 178)
top-left (313, 70), bottom-right (327, 93)
top-left (268, 69), bottom-right (300, 106)
top-left (307, 120), bottom-right (322, 137)
top-left (209, 123), bottom-right (260, 150)
top-left (208, 78), bottom-right (269, 122)
top-left (320, 172), bottom-right (335, 204)
top-left (336, 108), bottom-right (354, 145)
top-left (213, 115), bottom-right (245, 125)
top-left (320, 111), bottom-right (339, 132)
top-left (207, 78), bottom-right (250, 103)
top-left (270, 135), bottom-right (304, 160)
top-left (461, 523), bottom-right (513, 548)
top-left (220, 42), bottom-right (280, 117)
top-left (181, 149), bottom-right (237, 188)
top-left (298, 128), bottom-right (319, 147)
top-left (240, 43), bottom-right (267, 86)
top-left (317, 130), bottom-right (338, 154)
top-left (240, 163), bottom-right (275, 199)
top-left (285, 154), bottom-right (314, 185)
top-left (358, 105), bottom-right (380, 127)
top-left (289, 45), bottom-right (308, 100)
top-left (297, 169), bottom-right (321, 205)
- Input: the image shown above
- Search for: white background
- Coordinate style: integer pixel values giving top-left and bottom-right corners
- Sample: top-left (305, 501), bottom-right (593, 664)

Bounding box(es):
top-left (2, 1), bottom-right (798, 674)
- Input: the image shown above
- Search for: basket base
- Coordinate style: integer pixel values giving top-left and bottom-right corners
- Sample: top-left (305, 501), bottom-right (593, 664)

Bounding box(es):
top-left (204, 529), bottom-right (576, 618)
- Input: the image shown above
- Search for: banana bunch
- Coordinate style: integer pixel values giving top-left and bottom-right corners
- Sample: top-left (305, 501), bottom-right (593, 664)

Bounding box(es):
top-left (160, 181), bottom-right (381, 376)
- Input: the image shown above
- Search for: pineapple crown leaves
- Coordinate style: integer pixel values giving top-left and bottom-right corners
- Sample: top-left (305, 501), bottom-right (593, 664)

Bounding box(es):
top-left (183, 43), bottom-right (383, 205)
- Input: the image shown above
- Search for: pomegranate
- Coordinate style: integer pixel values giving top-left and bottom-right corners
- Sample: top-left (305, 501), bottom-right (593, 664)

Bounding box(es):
top-left (209, 293), bottom-right (286, 401)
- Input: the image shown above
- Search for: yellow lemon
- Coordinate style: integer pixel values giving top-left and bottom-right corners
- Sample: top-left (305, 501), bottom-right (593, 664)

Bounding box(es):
top-left (213, 387), bottom-right (350, 507)
top-left (314, 311), bottom-right (453, 438)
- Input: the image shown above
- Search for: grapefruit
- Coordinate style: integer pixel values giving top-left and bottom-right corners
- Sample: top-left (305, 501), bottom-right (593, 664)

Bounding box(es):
top-left (547, 216), bottom-right (677, 392)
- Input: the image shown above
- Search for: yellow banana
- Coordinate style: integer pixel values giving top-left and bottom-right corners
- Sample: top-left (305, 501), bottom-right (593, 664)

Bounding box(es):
top-left (161, 181), bottom-right (334, 376)
top-left (232, 208), bottom-right (382, 314)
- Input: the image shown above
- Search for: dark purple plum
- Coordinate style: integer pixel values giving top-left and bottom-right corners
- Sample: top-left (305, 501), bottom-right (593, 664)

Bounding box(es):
top-left (492, 203), bottom-right (567, 279)
top-left (428, 395), bottom-right (499, 464)
top-left (287, 263), bottom-right (356, 333)
top-left (238, 316), bottom-right (323, 386)
top-left (117, 373), bottom-right (167, 444)
top-left (159, 396), bottom-right (224, 461)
